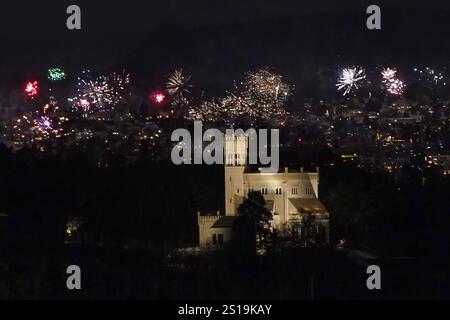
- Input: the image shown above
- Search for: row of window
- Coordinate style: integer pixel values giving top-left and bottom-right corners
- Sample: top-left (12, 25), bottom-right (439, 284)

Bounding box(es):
top-left (246, 187), bottom-right (314, 195)
top-left (229, 177), bottom-right (314, 196)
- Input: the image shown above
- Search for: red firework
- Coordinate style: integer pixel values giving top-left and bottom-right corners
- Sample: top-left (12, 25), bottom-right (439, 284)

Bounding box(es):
top-left (24, 81), bottom-right (39, 98)
top-left (150, 91), bottom-right (167, 105)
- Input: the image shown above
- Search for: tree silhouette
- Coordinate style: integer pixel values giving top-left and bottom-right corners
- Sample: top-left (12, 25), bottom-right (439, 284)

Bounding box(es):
top-left (233, 191), bottom-right (273, 254)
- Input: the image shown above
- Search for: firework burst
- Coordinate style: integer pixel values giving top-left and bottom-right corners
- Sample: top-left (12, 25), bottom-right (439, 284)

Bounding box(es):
top-left (48, 67), bottom-right (66, 81)
top-left (109, 70), bottom-right (131, 91)
top-left (69, 69), bottom-right (131, 115)
top-left (241, 68), bottom-right (291, 106)
top-left (37, 116), bottom-right (53, 130)
top-left (386, 78), bottom-right (406, 95)
top-left (381, 67), bottom-right (397, 81)
top-left (24, 81), bottom-right (39, 98)
top-left (381, 67), bottom-right (406, 95)
top-left (166, 69), bottom-right (192, 116)
top-left (13, 97), bottom-right (69, 145)
top-left (413, 67), bottom-right (447, 85)
top-left (186, 100), bottom-right (222, 122)
top-left (166, 69), bottom-right (192, 96)
top-left (336, 67), bottom-right (366, 96)
top-left (186, 68), bottom-right (291, 126)
top-left (150, 91), bottom-right (167, 105)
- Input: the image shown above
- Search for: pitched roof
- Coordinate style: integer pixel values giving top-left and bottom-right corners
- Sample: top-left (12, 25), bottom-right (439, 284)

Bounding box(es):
top-left (289, 198), bottom-right (328, 214)
top-left (211, 216), bottom-right (238, 228)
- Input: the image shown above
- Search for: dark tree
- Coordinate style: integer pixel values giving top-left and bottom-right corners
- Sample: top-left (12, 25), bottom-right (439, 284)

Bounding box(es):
top-left (233, 191), bottom-right (273, 254)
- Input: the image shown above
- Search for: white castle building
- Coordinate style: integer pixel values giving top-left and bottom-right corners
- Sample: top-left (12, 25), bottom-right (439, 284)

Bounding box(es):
top-left (198, 134), bottom-right (329, 248)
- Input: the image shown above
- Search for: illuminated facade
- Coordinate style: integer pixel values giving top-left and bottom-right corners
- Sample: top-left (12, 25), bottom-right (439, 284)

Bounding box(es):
top-left (198, 134), bottom-right (330, 248)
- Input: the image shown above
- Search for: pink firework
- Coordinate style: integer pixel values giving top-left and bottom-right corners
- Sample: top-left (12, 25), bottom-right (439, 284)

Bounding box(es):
top-left (77, 98), bottom-right (91, 112)
top-left (24, 81), bottom-right (38, 98)
top-left (150, 91), bottom-right (167, 105)
top-left (386, 78), bottom-right (406, 95)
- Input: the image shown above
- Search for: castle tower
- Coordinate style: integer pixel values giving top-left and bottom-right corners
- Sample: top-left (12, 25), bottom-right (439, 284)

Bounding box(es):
top-left (224, 134), bottom-right (247, 216)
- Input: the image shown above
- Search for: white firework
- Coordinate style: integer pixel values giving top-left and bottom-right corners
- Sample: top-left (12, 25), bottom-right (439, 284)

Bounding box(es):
top-left (109, 70), bottom-right (131, 91)
top-left (381, 67), bottom-right (397, 81)
top-left (69, 69), bottom-right (130, 115)
top-left (186, 100), bottom-right (222, 122)
top-left (414, 67), bottom-right (446, 85)
top-left (336, 67), bottom-right (366, 96)
top-left (186, 69), bottom-right (291, 126)
top-left (37, 116), bottom-right (53, 131)
top-left (166, 69), bottom-right (192, 96)
top-left (242, 69), bottom-right (291, 104)
top-left (381, 67), bottom-right (406, 95)
top-left (386, 78), bottom-right (405, 95)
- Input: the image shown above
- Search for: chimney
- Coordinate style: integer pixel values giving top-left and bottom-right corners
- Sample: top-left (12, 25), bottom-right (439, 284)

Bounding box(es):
top-left (216, 210), bottom-right (220, 216)
top-left (284, 167), bottom-right (288, 173)
top-left (300, 167), bottom-right (304, 173)
top-left (316, 166), bottom-right (320, 173)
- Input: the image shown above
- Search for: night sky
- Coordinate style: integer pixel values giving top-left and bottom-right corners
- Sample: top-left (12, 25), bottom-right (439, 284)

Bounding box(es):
top-left (1, 1), bottom-right (450, 83)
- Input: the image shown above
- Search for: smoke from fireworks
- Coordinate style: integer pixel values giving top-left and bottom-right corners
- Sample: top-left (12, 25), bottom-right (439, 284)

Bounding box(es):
top-left (336, 67), bottom-right (366, 96)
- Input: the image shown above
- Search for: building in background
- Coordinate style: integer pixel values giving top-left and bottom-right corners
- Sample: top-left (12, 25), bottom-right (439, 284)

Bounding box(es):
top-left (198, 134), bottom-right (329, 248)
